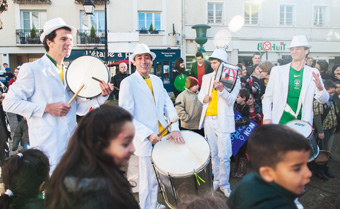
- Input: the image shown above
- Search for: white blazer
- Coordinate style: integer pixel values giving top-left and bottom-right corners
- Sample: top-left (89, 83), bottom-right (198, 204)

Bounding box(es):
top-left (119, 72), bottom-right (179, 157)
top-left (3, 55), bottom-right (107, 172)
top-left (262, 63), bottom-right (329, 125)
top-left (198, 71), bottom-right (241, 133)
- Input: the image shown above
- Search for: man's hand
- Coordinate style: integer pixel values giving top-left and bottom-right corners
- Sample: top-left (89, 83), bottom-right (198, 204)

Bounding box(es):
top-left (148, 133), bottom-right (161, 144)
top-left (99, 80), bottom-right (114, 97)
top-left (166, 130), bottom-right (185, 144)
top-left (203, 95), bottom-right (211, 103)
top-left (312, 71), bottom-right (323, 91)
top-left (1, 93), bottom-right (6, 99)
top-left (263, 119), bottom-right (272, 125)
top-left (214, 81), bottom-right (224, 92)
top-left (318, 133), bottom-right (325, 140)
top-left (45, 103), bottom-right (71, 117)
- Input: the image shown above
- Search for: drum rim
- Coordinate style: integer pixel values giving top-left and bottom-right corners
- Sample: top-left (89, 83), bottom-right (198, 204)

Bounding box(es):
top-left (65, 55), bottom-right (110, 99)
top-left (285, 119), bottom-right (313, 138)
top-left (151, 130), bottom-right (211, 177)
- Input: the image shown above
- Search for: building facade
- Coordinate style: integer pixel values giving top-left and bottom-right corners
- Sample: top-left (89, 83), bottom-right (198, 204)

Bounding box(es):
top-left (0, 0), bottom-right (340, 91)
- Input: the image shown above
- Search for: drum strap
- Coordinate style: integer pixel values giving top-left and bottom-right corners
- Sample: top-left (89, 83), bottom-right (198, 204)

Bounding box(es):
top-left (284, 91), bottom-right (303, 119)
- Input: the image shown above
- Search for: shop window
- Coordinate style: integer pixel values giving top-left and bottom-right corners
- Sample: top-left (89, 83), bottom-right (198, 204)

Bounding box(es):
top-left (280, 5), bottom-right (294, 25)
top-left (138, 12), bottom-right (161, 34)
top-left (313, 6), bottom-right (326, 27)
top-left (244, 3), bottom-right (258, 25)
top-left (208, 3), bottom-right (223, 24)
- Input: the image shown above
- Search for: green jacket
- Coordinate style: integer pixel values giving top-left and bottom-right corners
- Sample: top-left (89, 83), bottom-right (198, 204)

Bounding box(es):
top-left (190, 60), bottom-right (213, 79)
top-left (227, 172), bottom-right (298, 209)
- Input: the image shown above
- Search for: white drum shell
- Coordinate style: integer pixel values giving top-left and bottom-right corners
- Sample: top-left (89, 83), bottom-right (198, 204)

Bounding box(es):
top-left (66, 55), bottom-right (110, 98)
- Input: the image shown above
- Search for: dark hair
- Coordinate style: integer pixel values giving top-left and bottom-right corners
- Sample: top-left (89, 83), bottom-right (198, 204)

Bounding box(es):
top-left (306, 57), bottom-right (313, 61)
top-left (251, 64), bottom-right (259, 75)
top-left (316, 60), bottom-right (329, 72)
top-left (335, 81), bottom-right (340, 85)
top-left (237, 63), bottom-right (246, 70)
top-left (252, 52), bottom-right (261, 58)
top-left (43, 26), bottom-right (72, 52)
top-left (175, 57), bottom-right (185, 70)
top-left (45, 104), bottom-right (137, 209)
top-left (248, 124), bottom-right (311, 172)
top-left (323, 79), bottom-right (336, 90)
top-left (330, 64), bottom-right (340, 79)
top-left (196, 52), bottom-right (203, 58)
top-left (0, 149), bottom-right (49, 209)
top-left (177, 191), bottom-right (229, 209)
top-left (258, 61), bottom-right (274, 74)
top-left (238, 88), bottom-right (250, 102)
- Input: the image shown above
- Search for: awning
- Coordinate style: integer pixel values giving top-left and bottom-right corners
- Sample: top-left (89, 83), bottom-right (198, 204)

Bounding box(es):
top-left (108, 59), bottom-right (129, 67)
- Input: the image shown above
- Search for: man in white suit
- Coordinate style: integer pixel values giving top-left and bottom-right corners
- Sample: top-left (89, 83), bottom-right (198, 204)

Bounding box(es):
top-left (262, 35), bottom-right (328, 125)
top-left (3, 18), bottom-right (112, 173)
top-left (198, 49), bottom-right (241, 197)
top-left (119, 43), bottom-right (184, 209)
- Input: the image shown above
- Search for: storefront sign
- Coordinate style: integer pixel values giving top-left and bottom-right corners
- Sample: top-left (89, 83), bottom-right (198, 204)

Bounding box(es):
top-left (257, 41), bottom-right (287, 52)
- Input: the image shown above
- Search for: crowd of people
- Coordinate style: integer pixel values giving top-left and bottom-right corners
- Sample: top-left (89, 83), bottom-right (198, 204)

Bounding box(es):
top-left (0, 17), bottom-right (340, 209)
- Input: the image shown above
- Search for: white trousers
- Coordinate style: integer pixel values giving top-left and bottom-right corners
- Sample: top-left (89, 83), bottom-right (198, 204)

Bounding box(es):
top-left (204, 116), bottom-right (232, 192)
top-left (139, 156), bottom-right (159, 209)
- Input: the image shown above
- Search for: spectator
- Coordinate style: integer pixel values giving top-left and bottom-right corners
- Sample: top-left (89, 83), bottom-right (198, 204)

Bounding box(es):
top-left (12, 117), bottom-right (29, 151)
top-left (175, 76), bottom-right (203, 136)
top-left (306, 57), bottom-right (314, 67)
top-left (111, 62), bottom-right (130, 100)
top-left (315, 60), bottom-right (330, 80)
top-left (246, 52), bottom-right (261, 76)
top-left (190, 52), bottom-right (213, 88)
top-left (173, 57), bottom-right (189, 97)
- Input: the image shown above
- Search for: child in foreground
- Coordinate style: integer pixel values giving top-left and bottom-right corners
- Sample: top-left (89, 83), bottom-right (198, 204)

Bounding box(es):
top-left (227, 124), bottom-right (312, 209)
top-left (45, 104), bottom-right (139, 209)
top-left (0, 149), bottom-right (50, 209)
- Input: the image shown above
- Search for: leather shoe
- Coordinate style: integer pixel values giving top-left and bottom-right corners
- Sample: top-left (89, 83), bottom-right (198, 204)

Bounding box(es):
top-left (325, 168), bottom-right (335, 178)
top-left (315, 170), bottom-right (328, 180)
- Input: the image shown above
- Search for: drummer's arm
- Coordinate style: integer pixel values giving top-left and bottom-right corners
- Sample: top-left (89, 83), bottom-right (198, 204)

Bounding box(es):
top-left (217, 78), bottom-right (241, 105)
top-left (3, 64), bottom-right (45, 119)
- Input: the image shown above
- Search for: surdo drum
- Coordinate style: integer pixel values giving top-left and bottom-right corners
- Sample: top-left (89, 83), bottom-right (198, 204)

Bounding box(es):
top-left (66, 55), bottom-right (110, 98)
top-left (152, 131), bottom-right (212, 209)
top-left (285, 120), bottom-right (320, 162)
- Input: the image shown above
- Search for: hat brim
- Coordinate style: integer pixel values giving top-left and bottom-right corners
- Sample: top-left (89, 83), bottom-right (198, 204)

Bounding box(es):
top-left (129, 51), bottom-right (156, 62)
top-left (40, 24), bottom-right (77, 43)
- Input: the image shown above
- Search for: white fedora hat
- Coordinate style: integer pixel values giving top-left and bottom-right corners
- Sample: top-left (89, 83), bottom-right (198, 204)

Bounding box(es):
top-left (288, 35), bottom-right (312, 49)
top-left (210, 49), bottom-right (229, 64)
top-left (129, 43), bottom-right (156, 62)
top-left (40, 18), bottom-right (77, 42)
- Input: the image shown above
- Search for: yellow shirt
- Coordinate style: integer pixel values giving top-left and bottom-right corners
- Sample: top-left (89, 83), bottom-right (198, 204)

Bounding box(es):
top-left (144, 78), bottom-right (168, 136)
top-left (56, 66), bottom-right (64, 84)
top-left (205, 87), bottom-right (218, 116)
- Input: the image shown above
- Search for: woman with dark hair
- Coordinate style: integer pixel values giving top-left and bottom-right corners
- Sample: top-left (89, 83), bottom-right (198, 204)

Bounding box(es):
top-left (173, 57), bottom-right (189, 97)
top-left (249, 64), bottom-right (262, 106)
top-left (330, 64), bottom-right (340, 82)
top-left (0, 149), bottom-right (50, 209)
top-left (45, 104), bottom-right (139, 209)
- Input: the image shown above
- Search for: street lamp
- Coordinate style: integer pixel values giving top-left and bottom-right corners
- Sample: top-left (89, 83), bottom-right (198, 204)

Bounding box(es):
top-left (83, 0), bottom-right (108, 64)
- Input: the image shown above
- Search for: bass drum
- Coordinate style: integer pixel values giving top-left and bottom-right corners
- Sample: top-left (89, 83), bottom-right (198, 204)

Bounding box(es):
top-left (66, 55), bottom-right (110, 98)
top-left (285, 120), bottom-right (320, 162)
top-left (152, 130), bottom-right (212, 209)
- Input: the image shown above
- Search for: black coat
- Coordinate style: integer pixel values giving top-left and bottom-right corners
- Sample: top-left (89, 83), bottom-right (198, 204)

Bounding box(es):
top-left (111, 72), bottom-right (130, 99)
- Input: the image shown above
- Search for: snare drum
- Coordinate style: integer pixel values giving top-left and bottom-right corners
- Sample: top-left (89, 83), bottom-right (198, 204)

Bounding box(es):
top-left (66, 55), bottom-right (110, 98)
top-left (152, 130), bottom-right (212, 209)
top-left (285, 120), bottom-right (320, 162)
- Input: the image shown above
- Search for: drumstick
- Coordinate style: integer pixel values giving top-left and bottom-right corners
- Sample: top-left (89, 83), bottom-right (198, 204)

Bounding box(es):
top-left (157, 116), bottom-right (179, 137)
top-left (207, 77), bottom-right (212, 97)
top-left (67, 84), bottom-right (85, 104)
top-left (92, 76), bottom-right (120, 90)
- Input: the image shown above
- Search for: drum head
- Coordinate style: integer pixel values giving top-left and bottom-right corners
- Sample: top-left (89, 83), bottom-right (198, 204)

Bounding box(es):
top-left (285, 120), bottom-right (313, 138)
top-left (66, 55), bottom-right (110, 98)
top-left (152, 131), bottom-right (210, 176)
top-left (215, 63), bottom-right (239, 93)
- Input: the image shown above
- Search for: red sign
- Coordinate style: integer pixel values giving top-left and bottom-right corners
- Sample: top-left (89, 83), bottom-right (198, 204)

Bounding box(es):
top-left (262, 41), bottom-right (272, 51)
